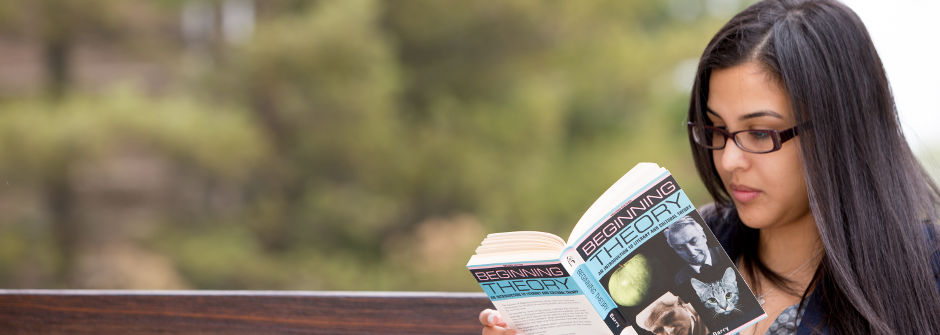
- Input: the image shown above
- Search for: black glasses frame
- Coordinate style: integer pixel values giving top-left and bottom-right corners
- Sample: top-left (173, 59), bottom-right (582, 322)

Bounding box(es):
top-left (687, 122), bottom-right (804, 154)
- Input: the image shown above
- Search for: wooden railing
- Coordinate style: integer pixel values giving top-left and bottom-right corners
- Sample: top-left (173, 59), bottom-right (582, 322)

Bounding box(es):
top-left (0, 290), bottom-right (492, 334)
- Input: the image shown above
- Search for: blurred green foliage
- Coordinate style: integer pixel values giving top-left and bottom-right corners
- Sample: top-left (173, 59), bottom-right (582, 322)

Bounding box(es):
top-left (0, 0), bottom-right (745, 291)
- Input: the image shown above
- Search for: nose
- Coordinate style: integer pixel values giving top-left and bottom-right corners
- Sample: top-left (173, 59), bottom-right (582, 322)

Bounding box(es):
top-left (714, 135), bottom-right (750, 172)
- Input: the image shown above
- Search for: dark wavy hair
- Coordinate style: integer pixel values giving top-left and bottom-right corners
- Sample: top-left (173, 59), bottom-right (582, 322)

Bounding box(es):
top-left (686, 0), bottom-right (940, 333)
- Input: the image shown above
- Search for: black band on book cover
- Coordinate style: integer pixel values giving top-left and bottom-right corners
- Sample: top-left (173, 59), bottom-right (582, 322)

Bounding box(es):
top-left (470, 264), bottom-right (570, 283)
top-left (604, 309), bottom-right (629, 333)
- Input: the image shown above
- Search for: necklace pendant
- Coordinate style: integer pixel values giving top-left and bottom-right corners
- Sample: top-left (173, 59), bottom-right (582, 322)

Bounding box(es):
top-left (757, 294), bottom-right (766, 306)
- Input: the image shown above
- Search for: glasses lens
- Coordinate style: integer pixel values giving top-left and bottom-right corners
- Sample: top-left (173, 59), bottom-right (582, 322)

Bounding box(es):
top-left (734, 130), bottom-right (777, 153)
top-left (692, 125), bottom-right (725, 149)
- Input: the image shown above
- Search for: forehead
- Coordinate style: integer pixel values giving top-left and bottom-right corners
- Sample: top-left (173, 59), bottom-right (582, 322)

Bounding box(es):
top-left (706, 61), bottom-right (793, 123)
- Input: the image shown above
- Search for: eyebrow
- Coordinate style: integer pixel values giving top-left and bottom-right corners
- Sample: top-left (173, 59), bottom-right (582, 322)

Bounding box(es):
top-left (705, 109), bottom-right (785, 121)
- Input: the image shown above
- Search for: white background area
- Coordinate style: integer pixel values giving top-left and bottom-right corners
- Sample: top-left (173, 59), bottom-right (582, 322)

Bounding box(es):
top-left (841, 0), bottom-right (940, 175)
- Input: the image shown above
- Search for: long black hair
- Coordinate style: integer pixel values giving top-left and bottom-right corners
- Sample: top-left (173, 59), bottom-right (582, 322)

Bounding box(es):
top-left (686, 0), bottom-right (940, 334)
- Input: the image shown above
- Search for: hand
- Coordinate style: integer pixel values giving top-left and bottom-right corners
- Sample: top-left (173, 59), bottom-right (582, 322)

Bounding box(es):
top-left (479, 309), bottom-right (518, 335)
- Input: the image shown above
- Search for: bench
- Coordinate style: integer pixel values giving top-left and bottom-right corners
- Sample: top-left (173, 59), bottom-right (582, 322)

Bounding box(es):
top-left (0, 290), bottom-right (493, 334)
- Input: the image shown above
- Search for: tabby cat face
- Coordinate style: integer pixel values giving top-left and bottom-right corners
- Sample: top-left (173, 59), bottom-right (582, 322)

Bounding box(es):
top-left (690, 267), bottom-right (740, 315)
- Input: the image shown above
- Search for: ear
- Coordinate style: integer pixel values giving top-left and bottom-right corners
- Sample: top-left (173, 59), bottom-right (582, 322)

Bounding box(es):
top-left (690, 278), bottom-right (705, 292)
top-left (722, 267), bottom-right (736, 285)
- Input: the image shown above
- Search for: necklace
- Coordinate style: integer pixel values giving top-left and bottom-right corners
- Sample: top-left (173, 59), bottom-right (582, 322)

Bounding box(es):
top-left (755, 246), bottom-right (823, 306)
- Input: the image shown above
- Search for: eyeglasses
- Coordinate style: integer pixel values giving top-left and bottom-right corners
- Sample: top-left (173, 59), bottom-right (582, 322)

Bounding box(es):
top-left (687, 122), bottom-right (805, 154)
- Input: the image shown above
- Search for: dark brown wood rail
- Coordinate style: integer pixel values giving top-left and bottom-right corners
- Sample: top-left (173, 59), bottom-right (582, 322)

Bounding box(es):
top-left (0, 290), bottom-right (493, 334)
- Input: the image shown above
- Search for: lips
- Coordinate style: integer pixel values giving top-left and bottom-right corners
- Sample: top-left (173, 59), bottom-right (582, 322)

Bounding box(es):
top-left (729, 183), bottom-right (761, 203)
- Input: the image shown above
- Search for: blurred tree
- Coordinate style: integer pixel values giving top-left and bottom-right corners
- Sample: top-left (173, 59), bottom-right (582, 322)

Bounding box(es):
top-left (0, 0), bottom-right (184, 286)
top-left (0, 0), bottom-right (179, 98)
top-left (217, 0), bottom-right (402, 254)
top-left (0, 0), bottom-right (747, 291)
top-left (0, 90), bottom-right (265, 288)
top-left (202, 0), bottom-right (734, 290)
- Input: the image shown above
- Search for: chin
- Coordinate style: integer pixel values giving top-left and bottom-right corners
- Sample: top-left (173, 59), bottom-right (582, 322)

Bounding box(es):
top-left (736, 208), bottom-right (772, 229)
top-left (739, 219), bottom-right (769, 230)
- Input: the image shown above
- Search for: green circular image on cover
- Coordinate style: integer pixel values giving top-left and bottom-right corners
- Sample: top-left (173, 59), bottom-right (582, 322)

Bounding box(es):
top-left (608, 254), bottom-right (650, 306)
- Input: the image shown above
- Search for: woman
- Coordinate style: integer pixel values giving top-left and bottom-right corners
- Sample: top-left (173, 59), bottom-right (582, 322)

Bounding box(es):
top-left (480, 0), bottom-right (940, 334)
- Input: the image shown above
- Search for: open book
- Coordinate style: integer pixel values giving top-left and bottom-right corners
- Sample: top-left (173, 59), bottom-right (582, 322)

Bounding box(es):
top-left (467, 163), bottom-right (766, 335)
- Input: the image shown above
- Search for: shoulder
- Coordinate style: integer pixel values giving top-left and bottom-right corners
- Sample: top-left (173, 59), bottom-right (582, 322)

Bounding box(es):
top-left (796, 289), bottom-right (829, 335)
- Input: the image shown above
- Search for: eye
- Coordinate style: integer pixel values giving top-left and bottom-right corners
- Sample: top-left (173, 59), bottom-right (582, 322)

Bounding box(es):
top-left (726, 293), bottom-right (732, 299)
top-left (746, 130), bottom-right (772, 141)
top-left (708, 298), bottom-right (717, 303)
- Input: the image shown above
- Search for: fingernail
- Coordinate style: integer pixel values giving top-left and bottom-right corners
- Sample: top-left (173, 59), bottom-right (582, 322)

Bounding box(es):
top-left (487, 312), bottom-right (497, 325)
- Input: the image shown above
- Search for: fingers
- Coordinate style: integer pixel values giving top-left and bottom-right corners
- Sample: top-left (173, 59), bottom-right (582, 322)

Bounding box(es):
top-left (482, 325), bottom-right (517, 335)
top-left (479, 309), bottom-right (516, 334)
top-left (479, 309), bottom-right (505, 326)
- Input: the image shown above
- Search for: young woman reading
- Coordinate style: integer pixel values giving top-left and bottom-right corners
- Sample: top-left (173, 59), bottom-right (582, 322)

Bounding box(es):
top-left (480, 0), bottom-right (940, 334)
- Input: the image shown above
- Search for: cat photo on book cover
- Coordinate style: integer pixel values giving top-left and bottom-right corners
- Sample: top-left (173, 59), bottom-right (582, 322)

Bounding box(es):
top-left (687, 266), bottom-right (765, 334)
top-left (691, 267), bottom-right (741, 318)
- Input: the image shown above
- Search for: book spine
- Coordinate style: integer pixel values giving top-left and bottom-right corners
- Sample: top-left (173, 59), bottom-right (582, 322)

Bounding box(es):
top-left (563, 247), bottom-right (629, 334)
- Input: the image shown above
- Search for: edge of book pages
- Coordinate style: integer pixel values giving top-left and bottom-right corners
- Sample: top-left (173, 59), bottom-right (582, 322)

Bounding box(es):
top-left (468, 162), bottom-right (666, 266)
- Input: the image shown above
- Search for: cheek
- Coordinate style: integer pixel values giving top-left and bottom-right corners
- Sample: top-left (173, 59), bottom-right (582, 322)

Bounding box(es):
top-left (761, 149), bottom-right (807, 201)
top-left (752, 147), bottom-right (810, 223)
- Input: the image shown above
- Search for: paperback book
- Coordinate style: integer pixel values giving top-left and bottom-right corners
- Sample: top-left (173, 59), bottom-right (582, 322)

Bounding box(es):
top-left (467, 163), bottom-right (766, 335)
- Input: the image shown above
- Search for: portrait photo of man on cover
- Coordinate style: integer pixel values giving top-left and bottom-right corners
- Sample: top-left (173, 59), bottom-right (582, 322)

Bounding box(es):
top-left (664, 215), bottom-right (723, 285)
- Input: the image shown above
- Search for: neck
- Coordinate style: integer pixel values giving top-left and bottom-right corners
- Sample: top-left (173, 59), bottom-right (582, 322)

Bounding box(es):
top-left (757, 212), bottom-right (821, 280)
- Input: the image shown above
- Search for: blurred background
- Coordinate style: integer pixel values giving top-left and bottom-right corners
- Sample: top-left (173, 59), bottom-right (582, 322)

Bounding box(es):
top-left (0, 0), bottom-right (935, 292)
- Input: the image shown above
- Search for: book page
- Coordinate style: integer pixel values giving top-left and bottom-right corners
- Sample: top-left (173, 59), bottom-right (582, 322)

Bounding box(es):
top-left (468, 231), bottom-right (566, 266)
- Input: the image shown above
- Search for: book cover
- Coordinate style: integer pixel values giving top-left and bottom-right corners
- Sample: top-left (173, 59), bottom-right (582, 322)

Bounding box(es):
top-left (468, 163), bottom-right (766, 335)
